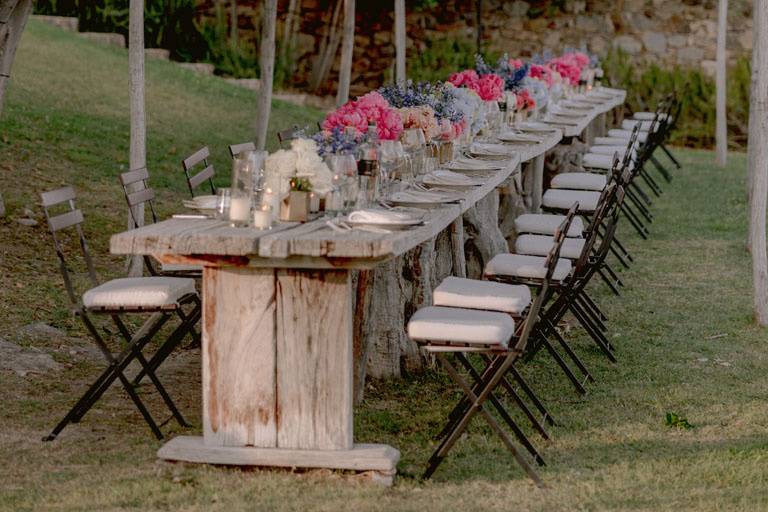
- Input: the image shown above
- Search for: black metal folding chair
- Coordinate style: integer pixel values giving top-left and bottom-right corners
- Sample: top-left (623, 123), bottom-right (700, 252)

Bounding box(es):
top-left (181, 146), bottom-right (216, 197)
top-left (228, 141), bottom-right (256, 159)
top-left (40, 186), bottom-right (201, 441)
top-left (406, 207), bottom-right (577, 486)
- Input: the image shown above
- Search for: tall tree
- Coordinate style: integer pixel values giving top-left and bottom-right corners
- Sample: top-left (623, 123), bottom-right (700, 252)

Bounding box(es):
top-left (475, 0), bottom-right (483, 54)
top-left (230, 0), bottom-right (238, 49)
top-left (336, 0), bottom-right (354, 106)
top-left (394, 0), bottom-right (406, 85)
top-left (127, 0), bottom-right (146, 277)
top-left (715, 0), bottom-right (728, 166)
top-left (748, 0), bottom-right (768, 325)
top-left (255, 0), bottom-right (277, 150)
top-left (0, 0), bottom-right (32, 117)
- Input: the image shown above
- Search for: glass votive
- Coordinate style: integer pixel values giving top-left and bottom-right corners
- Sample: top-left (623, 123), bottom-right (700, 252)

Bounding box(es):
top-left (228, 189), bottom-right (251, 226)
top-left (252, 204), bottom-right (272, 230)
top-left (215, 187), bottom-right (231, 220)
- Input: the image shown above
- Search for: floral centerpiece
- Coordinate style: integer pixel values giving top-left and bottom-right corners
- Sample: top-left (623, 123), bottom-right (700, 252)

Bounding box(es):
top-left (447, 68), bottom-right (505, 102)
top-left (312, 126), bottom-right (358, 157)
top-left (378, 80), bottom-right (467, 141)
top-left (321, 91), bottom-right (403, 140)
top-left (264, 138), bottom-right (333, 196)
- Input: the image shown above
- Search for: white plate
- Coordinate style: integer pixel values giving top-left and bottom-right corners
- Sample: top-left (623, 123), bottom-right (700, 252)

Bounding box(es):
top-left (387, 190), bottom-right (463, 207)
top-left (446, 158), bottom-right (505, 172)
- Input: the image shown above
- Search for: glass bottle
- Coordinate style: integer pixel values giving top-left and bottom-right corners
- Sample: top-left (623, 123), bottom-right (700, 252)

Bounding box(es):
top-left (356, 122), bottom-right (380, 207)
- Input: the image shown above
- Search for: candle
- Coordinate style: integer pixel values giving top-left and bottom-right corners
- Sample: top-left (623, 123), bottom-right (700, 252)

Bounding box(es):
top-left (263, 187), bottom-right (280, 217)
top-left (252, 205), bottom-right (272, 230)
top-left (309, 192), bottom-right (320, 213)
top-left (229, 196), bottom-right (251, 224)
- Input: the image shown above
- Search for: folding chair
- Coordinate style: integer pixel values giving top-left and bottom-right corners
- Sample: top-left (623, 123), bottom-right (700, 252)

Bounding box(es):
top-left (181, 146), bottom-right (216, 197)
top-left (406, 207), bottom-right (577, 485)
top-left (40, 186), bottom-right (201, 441)
top-left (277, 125), bottom-right (301, 148)
top-left (228, 141), bottom-right (256, 159)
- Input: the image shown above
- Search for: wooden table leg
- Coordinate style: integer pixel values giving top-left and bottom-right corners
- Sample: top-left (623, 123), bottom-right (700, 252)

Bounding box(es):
top-left (158, 265), bottom-right (400, 484)
top-left (531, 154), bottom-right (545, 213)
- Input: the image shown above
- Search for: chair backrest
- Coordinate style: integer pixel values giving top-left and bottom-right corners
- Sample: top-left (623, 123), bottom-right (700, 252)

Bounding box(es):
top-left (229, 141), bottom-right (256, 159)
top-left (512, 204), bottom-right (578, 354)
top-left (277, 125), bottom-right (300, 148)
top-left (119, 167), bottom-right (158, 228)
top-left (40, 186), bottom-right (98, 305)
top-left (574, 182), bottom-right (618, 274)
top-left (181, 146), bottom-right (216, 197)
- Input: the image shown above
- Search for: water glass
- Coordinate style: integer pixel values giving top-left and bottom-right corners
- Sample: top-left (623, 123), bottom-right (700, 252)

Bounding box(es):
top-left (215, 187), bottom-right (231, 220)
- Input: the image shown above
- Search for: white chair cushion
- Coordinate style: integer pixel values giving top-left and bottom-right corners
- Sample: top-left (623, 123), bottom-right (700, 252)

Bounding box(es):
top-left (608, 128), bottom-right (649, 143)
top-left (589, 145), bottom-right (635, 159)
top-left (551, 172), bottom-right (607, 191)
top-left (621, 119), bottom-right (653, 132)
top-left (582, 153), bottom-right (616, 170)
top-left (161, 263), bottom-right (203, 273)
top-left (515, 234), bottom-right (585, 260)
top-left (542, 189), bottom-right (601, 212)
top-left (433, 276), bottom-right (531, 315)
top-left (485, 253), bottom-right (572, 282)
top-left (407, 306), bottom-right (514, 347)
top-left (515, 213), bottom-right (584, 238)
top-left (593, 136), bottom-right (629, 145)
top-left (633, 112), bottom-right (668, 121)
top-left (83, 277), bottom-right (197, 309)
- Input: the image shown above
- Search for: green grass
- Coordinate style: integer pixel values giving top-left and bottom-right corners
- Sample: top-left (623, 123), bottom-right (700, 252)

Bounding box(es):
top-left (2, 20), bottom-right (768, 512)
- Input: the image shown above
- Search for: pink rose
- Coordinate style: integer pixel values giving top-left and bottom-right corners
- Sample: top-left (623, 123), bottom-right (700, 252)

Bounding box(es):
top-left (469, 73), bottom-right (504, 101)
top-left (448, 69), bottom-right (479, 88)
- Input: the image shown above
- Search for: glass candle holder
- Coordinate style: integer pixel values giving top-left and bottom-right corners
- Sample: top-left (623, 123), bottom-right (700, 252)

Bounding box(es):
top-left (252, 204), bottom-right (272, 230)
top-left (228, 189), bottom-right (251, 227)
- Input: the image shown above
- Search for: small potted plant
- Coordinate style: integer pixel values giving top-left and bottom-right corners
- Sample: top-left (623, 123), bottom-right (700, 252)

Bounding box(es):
top-left (280, 177), bottom-right (312, 222)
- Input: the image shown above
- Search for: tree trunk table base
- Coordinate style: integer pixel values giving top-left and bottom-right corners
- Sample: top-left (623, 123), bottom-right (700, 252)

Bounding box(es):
top-left (158, 436), bottom-right (399, 485)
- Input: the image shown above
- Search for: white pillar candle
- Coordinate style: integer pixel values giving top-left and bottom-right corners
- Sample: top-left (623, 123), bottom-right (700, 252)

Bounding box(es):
top-left (263, 188), bottom-right (280, 219)
top-left (252, 206), bottom-right (272, 229)
top-left (309, 192), bottom-right (320, 213)
top-left (229, 196), bottom-right (251, 223)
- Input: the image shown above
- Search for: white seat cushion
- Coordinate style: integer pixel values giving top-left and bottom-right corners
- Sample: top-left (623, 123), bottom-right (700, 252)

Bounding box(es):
top-left (516, 234), bottom-right (585, 259)
top-left (161, 263), bottom-right (203, 274)
top-left (542, 189), bottom-right (601, 212)
top-left (485, 253), bottom-right (572, 281)
top-left (433, 276), bottom-right (531, 314)
top-left (551, 172), bottom-right (607, 191)
top-left (622, 119), bottom-right (653, 132)
top-left (407, 306), bottom-right (514, 347)
top-left (589, 145), bottom-right (635, 159)
top-left (515, 213), bottom-right (584, 238)
top-left (582, 153), bottom-right (616, 170)
top-left (608, 128), bottom-right (649, 143)
top-left (593, 136), bottom-right (629, 146)
top-left (83, 277), bottom-right (197, 309)
top-left (633, 112), bottom-right (668, 122)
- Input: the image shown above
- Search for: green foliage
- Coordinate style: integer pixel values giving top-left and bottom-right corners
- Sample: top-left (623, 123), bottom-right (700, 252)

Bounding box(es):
top-left (665, 412), bottom-right (694, 430)
top-left (196, 5), bottom-right (258, 79)
top-left (406, 37), bottom-right (499, 84)
top-left (289, 177), bottom-right (313, 192)
top-left (602, 49), bottom-right (750, 149)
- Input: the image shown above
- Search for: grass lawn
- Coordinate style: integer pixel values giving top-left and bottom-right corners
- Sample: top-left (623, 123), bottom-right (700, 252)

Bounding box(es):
top-left (2, 20), bottom-right (768, 512)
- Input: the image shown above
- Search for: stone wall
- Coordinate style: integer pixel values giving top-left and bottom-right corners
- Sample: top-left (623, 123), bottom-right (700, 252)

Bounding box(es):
top-left (205, 0), bottom-right (752, 94)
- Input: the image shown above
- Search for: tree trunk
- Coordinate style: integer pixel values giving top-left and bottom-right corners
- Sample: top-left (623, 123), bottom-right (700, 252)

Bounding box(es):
top-left (281, 0), bottom-right (299, 68)
top-left (230, 0), bottom-right (237, 49)
top-left (309, 0), bottom-right (342, 92)
top-left (127, 0), bottom-right (146, 277)
top-left (394, 0), bottom-right (406, 85)
top-left (255, 0), bottom-right (277, 151)
top-left (748, 0), bottom-right (768, 325)
top-left (335, 0), bottom-right (354, 106)
top-left (0, 0), bottom-right (32, 117)
top-left (475, 0), bottom-right (483, 54)
top-left (715, 0), bottom-right (728, 167)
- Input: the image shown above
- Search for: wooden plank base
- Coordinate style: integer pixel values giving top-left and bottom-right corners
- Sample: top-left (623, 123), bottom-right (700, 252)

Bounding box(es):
top-left (158, 436), bottom-right (400, 484)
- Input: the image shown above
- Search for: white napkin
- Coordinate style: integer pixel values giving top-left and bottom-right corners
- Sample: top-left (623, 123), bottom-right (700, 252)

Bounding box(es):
top-left (470, 143), bottom-right (516, 157)
top-left (497, 132), bottom-right (542, 143)
top-left (517, 121), bottom-right (559, 132)
top-left (347, 209), bottom-right (417, 225)
top-left (423, 170), bottom-right (474, 186)
top-left (549, 105), bottom-right (585, 118)
top-left (447, 157), bottom-right (505, 171)
top-left (184, 195), bottom-right (217, 210)
top-left (389, 190), bottom-right (461, 204)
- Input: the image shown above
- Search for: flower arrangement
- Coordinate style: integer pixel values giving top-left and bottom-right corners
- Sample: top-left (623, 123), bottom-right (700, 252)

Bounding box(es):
top-left (264, 139), bottom-right (334, 196)
top-left (398, 105), bottom-right (440, 141)
top-left (448, 68), bottom-right (505, 102)
top-left (447, 69), bottom-right (479, 88)
top-left (546, 52), bottom-right (591, 86)
top-left (312, 126), bottom-right (358, 157)
top-left (378, 80), bottom-right (466, 140)
top-left (514, 89), bottom-right (536, 112)
top-left (475, 54), bottom-right (529, 92)
top-left (322, 91), bottom-right (403, 140)
top-left (448, 84), bottom-right (485, 136)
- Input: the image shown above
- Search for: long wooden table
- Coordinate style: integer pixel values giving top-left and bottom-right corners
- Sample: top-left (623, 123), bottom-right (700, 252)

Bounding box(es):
top-left (109, 88), bottom-right (625, 484)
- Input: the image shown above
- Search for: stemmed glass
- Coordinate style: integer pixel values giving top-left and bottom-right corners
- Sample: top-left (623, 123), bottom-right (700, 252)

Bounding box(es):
top-left (326, 153), bottom-right (358, 212)
top-left (379, 140), bottom-right (406, 196)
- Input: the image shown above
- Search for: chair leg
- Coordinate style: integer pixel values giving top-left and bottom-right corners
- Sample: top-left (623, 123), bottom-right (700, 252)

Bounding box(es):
top-left (629, 179), bottom-right (653, 206)
top-left (609, 233), bottom-right (635, 263)
top-left (621, 204), bottom-right (649, 239)
top-left (650, 154), bottom-right (673, 182)
top-left (598, 267), bottom-right (621, 296)
top-left (536, 329), bottom-right (588, 395)
top-left (626, 188), bottom-right (654, 223)
top-left (575, 292), bottom-right (607, 333)
top-left (508, 366), bottom-right (557, 426)
top-left (661, 143), bottom-right (681, 170)
top-left (569, 302), bottom-right (617, 362)
top-left (424, 354), bottom-right (545, 487)
top-left (580, 290), bottom-right (609, 322)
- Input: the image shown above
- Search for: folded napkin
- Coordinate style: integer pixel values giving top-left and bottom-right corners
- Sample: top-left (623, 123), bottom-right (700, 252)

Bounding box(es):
top-left (389, 189), bottom-right (461, 204)
top-left (497, 132), bottom-right (543, 143)
top-left (559, 100), bottom-right (595, 110)
top-left (517, 121), bottom-right (559, 132)
top-left (348, 209), bottom-right (417, 225)
top-left (549, 105), bottom-right (585, 118)
top-left (185, 195), bottom-right (217, 210)
top-left (470, 143), bottom-right (516, 157)
top-left (447, 157), bottom-right (505, 171)
top-left (423, 170), bottom-right (474, 186)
